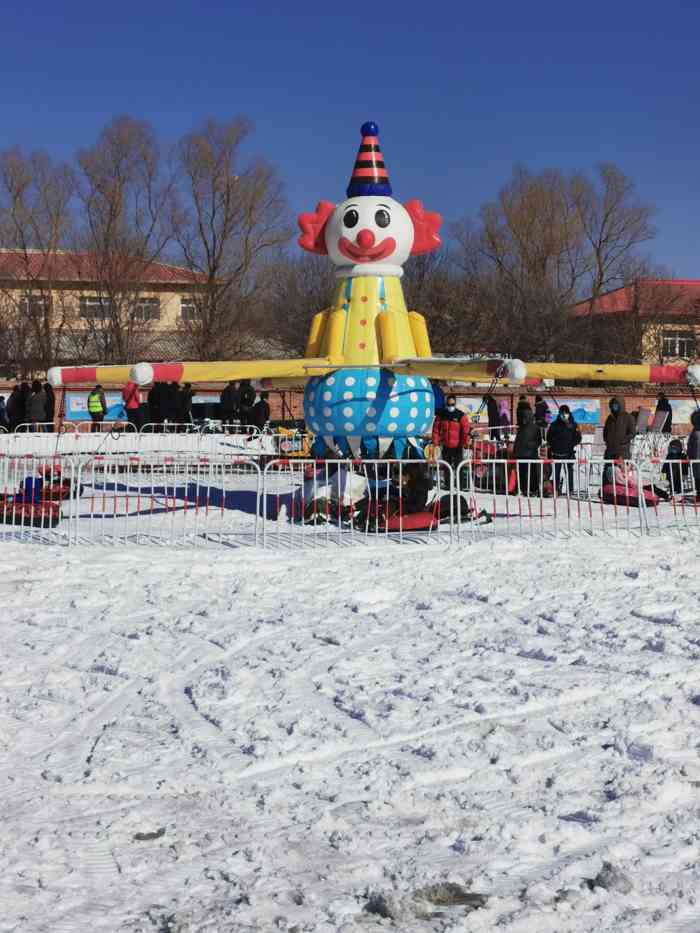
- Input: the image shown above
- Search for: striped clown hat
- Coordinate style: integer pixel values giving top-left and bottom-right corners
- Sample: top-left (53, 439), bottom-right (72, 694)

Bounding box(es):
top-left (346, 121), bottom-right (392, 198)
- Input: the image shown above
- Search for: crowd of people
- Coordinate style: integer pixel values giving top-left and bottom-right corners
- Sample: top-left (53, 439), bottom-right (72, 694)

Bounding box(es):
top-left (219, 380), bottom-right (270, 431)
top-left (429, 391), bottom-right (700, 500)
top-left (0, 381), bottom-right (55, 432)
top-left (142, 381), bottom-right (194, 431)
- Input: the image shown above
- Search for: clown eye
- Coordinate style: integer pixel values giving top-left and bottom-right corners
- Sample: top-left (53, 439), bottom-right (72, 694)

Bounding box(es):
top-left (375, 209), bottom-right (390, 228)
top-left (343, 209), bottom-right (359, 229)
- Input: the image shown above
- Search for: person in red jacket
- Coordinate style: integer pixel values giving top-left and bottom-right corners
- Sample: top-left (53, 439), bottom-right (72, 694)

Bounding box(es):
top-left (431, 394), bottom-right (471, 475)
top-left (122, 380), bottom-right (143, 430)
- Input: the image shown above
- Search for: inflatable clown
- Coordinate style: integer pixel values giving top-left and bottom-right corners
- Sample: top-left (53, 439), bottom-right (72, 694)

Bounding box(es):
top-left (298, 120), bottom-right (443, 458)
top-left (48, 121), bottom-right (700, 447)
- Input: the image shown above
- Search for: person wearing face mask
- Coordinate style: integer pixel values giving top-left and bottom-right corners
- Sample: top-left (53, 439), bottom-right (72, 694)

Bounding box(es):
top-left (603, 396), bottom-right (636, 464)
top-left (546, 404), bottom-right (582, 495)
top-left (431, 394), bottom-right (471, 475)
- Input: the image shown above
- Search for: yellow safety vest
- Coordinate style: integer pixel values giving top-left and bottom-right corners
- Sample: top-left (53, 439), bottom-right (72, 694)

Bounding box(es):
top-left (87, 391), bottom-right (104, 414)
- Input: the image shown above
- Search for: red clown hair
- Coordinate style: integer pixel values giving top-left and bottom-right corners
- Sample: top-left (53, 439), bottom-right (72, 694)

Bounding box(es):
top-left (298, 201), bottom-right (335, 255)
top-left (404, 200), bottom-right (442, 255)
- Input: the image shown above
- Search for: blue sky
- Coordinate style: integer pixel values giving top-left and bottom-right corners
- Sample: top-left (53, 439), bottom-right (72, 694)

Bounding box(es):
top-left (2, 0), bottom-right (700, 275)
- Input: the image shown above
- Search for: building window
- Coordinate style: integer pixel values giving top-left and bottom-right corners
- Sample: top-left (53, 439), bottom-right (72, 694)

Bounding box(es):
top-left (19, 295), bottom-right (50, 315)
top-left (79, 296), bottom-right (115, 321)
top-left (662, 329), bottom-right (696, 359)
top-left (131, 297), bottom-right (161, 322)
top-left (181, 298), bottom-right (198, 322)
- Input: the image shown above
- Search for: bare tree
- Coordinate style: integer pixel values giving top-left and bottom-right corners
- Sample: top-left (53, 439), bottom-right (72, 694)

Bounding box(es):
top-left (452, 163), bottom-right (656, 362)
top-left (260, 252), bottom-right (336, 356)
top-left (0, 149), bottom-right (76, 373)
top-left (72, 116), bottom-right (174, 362)
top-left (171, 118), bottom-right (291, 360)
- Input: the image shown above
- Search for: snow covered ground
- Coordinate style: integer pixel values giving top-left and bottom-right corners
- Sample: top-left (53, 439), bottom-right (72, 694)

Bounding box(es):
top-left (3, 534), bottom-right (700, 932)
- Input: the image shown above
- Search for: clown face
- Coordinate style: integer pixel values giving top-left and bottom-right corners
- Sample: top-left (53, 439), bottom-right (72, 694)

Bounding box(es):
top-left (324, 196), bottom-right (414, 278)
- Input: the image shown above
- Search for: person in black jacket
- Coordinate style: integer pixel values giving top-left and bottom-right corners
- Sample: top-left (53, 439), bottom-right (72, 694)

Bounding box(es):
top-left (661, 437), bottom-right (687, 495)
top-left (251, 391), bottom-right (270, 430)
top-left (148, 381), bottom-right (164, 428)
top-left (43, 382), bottom-right (55, 431)
top-left (483, 394), bottom-right (501, 440)
top-left (220, 380), bottom-right (241, 432)
top-left (6, 385), bottom-right (23, 431)
top-left (534, 395), bottom-right (550, 441)
top-left (655, 392), bottom-right (673, 434)
top-left (239, 380), bottom-right (256, 427)
top-left (516, 395), bottom-right (532, 428)
top-left (546, 405), bottom-right (582, 495)
top-left (513, 408), bottom-right (542, 494)
top-left (178, 382), bottom-right (194, 428)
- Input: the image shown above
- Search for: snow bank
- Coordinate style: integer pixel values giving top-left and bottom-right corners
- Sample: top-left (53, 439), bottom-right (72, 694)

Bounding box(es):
top-left (2, 535), bottom-right (700, 931)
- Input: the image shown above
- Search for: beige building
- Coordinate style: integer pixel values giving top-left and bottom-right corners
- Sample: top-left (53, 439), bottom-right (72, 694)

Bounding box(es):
top-left (0, 249), bottom-right (206, 374)
top-left (573, 279), bottom-right (700, 365)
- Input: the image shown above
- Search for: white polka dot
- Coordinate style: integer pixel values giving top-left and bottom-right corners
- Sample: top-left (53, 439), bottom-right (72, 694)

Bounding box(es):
top-left (390, 407), bottom-right (400, 417)
top-left (406, 377), bottom-right (415, 387)
top-left (406, 422), bottom-right (415, 432)
top-left (367, 406), bottom-right (376, 416)
top-left (326, 376), bottom-right (335, 385)
top-left (424, 392), bottom-right (430, 401)
top-left (367, 391), bottom-right (376, 399)
top-left (344, 422), bottom-right (354, 431)
top-left (343, 391), bottom-right (354, 400)
top-left (420, 378), bottom-right (428, 387)
top-left (389, 392), bottom-right (399, 400)
top-left (387, 422), bottom-right (397, 432)
top-left (323, 407), bottom-right (332, 417)
top-left (309, 406), bottom-right (315, 416)
top-left (323, 391), bottom-right (332, 401)
top-left (325, 422), bottom-right (334, 431)
top-left (343, 406), bottom-right (353, 417)
top-left (420, 421), bottom-right (429, 432)
top-left (366, 422), bottom-right (376, 431)
top-left (410, 392), bottom-right (418, 402)
top-left (345, 376), bottom-right (355, 386)
top-left (366, 376), bottom-right (377, 386)
top-left (410, 407), bottom-right (418, 417)
top-left (312, 421), bottom-right (320, 432)
top-left (425, 408), bottom-right (431, 417)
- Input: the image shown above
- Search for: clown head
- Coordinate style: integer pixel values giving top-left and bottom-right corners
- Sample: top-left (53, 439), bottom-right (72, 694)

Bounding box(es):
top-left (298, 121), bottom-right (442, 278)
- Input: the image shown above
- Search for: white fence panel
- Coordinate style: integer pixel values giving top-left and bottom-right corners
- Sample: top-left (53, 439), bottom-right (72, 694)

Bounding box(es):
top-left (0, 454), bottom-right (77, 545)
top-left (262, 458), bottom-right (456, 549)
top-left (72, 454), bottom-right (261, 548)
top-left (455, 458), bottom-right (647, 541)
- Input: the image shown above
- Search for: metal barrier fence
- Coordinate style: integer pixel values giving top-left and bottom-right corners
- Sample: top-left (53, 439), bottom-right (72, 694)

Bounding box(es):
top-left (14, 420), bottom-right (137, 434)
top-left (72, 454), bottom-right (262, 547)
top-left (0, 452), bottom-right (697, 548)
top-left (455, 458), bottom-right (647, 541)
top-left (262, 458), bottom-right (456, 549)
top-left (140, 422), bottom-right (261, 435)
top-left (0, 454), bottom-right (77, 545)
top-left (0, 429), bottom-right (306, 459)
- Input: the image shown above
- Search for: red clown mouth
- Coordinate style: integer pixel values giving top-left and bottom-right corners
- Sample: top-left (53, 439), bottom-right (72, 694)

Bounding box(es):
top-left (338, 236), bottom-right (396, 262)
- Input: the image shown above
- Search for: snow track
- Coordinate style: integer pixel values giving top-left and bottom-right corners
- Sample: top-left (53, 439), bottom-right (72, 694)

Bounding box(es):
top-left (2, 536), bottom-right (700, 931)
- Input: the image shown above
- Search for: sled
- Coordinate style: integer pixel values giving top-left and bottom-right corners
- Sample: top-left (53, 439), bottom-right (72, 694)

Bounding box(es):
top-left (601, 483), bottom-right (659, 508)
top-left (0, 498), bottom-right (61, 528)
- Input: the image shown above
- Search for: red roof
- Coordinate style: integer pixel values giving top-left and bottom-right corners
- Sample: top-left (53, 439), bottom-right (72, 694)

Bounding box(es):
top-left (0, 249), bottom-right (207, 286)
top-left (573, 279), bottom-right (700, 317)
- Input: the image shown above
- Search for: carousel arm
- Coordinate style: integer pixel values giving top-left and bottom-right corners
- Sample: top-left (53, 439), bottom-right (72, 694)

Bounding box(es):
top-left (391, 357), bottom-right (700, 386)
top-left (129, 358), bottom-right (337, 386)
